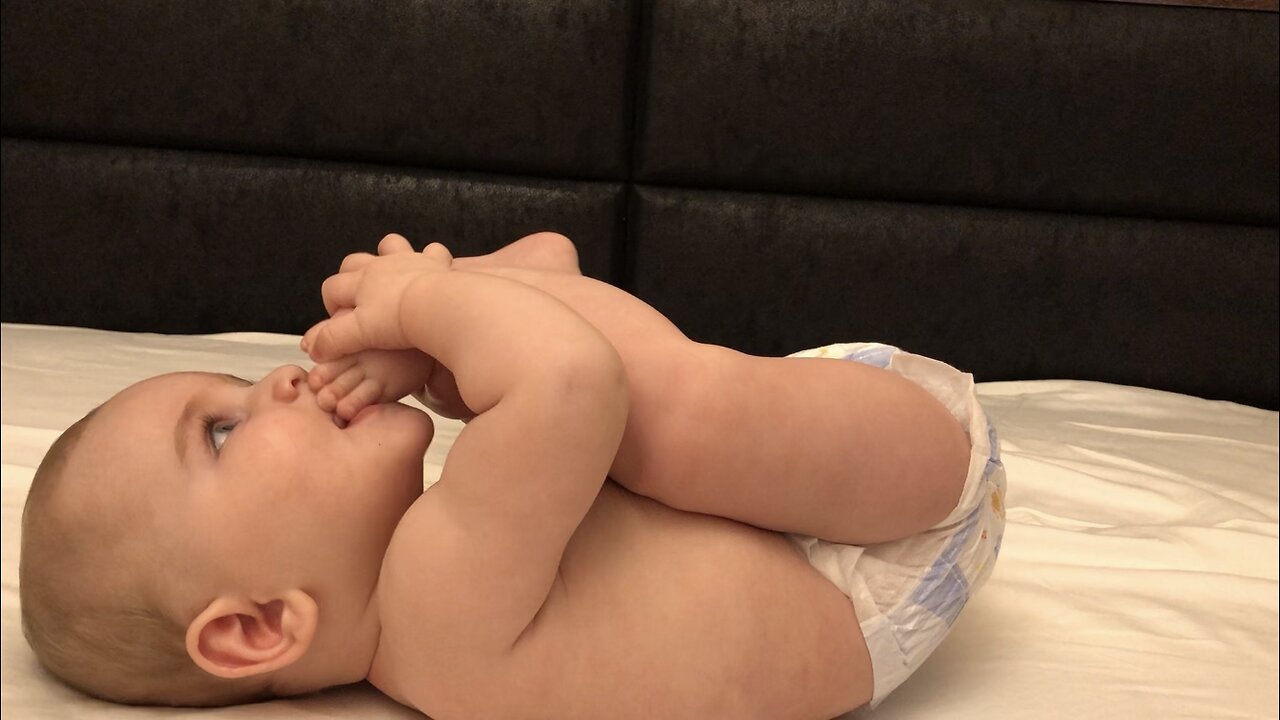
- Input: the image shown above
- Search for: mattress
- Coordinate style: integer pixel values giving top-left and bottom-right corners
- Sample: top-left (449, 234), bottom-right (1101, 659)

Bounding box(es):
top-left (3, 323), bottom-right (1277, 719)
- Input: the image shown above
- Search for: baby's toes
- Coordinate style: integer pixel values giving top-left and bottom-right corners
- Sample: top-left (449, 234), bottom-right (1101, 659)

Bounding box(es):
top-left (317, 364), bottom-right (367, 412)
top-left (336, 378), bottom-right (385, 420)
top-left (308, 356), bottom-right (357, 393)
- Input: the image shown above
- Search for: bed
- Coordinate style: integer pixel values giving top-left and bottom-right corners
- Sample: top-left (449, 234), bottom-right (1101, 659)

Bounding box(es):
top-left (2, 0), bottom-right (1277, 717)
top-left (3, 324), bottom-right (1276, 719)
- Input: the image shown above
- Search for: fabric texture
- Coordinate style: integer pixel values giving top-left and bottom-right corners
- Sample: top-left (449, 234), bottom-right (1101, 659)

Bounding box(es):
top-left (2, 0), bottom-right (1276, 407)
top-left (635, 0), bottom-right (1278, 225)
top-left (0, 0), bottom-right (636, 179)
top-left (0, 140), bottom-right (625, 335)
top-left (785, 343), bottom-right (1007, 706)
top-left (627, 186), bottom-right (1278, 408)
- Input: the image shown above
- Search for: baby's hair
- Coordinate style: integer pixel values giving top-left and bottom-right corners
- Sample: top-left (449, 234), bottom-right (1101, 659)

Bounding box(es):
top-left (19, 407), bottom-right (271, 706)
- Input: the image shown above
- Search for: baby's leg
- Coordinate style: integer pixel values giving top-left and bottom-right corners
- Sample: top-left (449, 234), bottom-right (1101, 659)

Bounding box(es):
top-left (445, 235), bottom-right (701, 486)
top-left (373, 233), bottom-right (968, 546)
top-left (440, 236), bottom-right (969, 545)
top-left (626, 347), bottom-right (973, 545)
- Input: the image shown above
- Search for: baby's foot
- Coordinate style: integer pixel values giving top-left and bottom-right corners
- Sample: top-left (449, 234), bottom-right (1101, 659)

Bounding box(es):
top-left (451, 232), bottom-right (581, 275)
top-left (308, 348), bottom-right (435, 420)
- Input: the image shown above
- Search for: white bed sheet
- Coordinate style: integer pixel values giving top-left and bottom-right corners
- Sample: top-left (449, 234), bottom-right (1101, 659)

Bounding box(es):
top-left (2, 323), bottom-right (1277, 719)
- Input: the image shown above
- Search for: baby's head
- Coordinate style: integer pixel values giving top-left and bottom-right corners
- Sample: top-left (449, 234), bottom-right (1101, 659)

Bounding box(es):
top-left (19, 366), bottom-right (433, 705)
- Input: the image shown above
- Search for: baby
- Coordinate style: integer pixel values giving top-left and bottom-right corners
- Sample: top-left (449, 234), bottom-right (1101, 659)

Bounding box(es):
top-left (19, 232), bottom-right (1006, 718)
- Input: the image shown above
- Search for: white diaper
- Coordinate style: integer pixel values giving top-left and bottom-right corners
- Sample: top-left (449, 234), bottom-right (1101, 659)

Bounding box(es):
top-left (785, 342), bottom-right (1007, 708)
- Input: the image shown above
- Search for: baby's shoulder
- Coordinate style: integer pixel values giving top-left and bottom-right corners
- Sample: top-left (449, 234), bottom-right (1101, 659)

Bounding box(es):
top-left (366, 496), bottom-right (495, 706)
top-left (371, 483), bottom-right (838, 716)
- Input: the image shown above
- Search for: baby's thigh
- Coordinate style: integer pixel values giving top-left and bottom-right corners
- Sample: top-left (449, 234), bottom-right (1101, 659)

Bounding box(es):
top-left (611, 344), bottom-right (978, 546)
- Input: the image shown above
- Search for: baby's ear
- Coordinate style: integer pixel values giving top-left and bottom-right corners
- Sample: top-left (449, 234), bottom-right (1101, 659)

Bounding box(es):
top-left (185, 590), bottom-right (318, 679)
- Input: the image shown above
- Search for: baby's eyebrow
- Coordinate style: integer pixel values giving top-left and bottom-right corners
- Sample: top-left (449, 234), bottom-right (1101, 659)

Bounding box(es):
top-left (174, 399), bottom-right (199, 466)
top-left (219, 373), bottom-right (253, 387)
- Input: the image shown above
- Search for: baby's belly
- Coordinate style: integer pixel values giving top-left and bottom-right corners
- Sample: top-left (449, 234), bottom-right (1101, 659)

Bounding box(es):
top-left (501, 482), bottom-right (873, 719)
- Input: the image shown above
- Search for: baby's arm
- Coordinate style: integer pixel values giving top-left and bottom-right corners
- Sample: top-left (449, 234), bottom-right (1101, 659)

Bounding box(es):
top-left (304, 253), bottom-right (627, 661)
top-left (307, 236), bottom-right (462, 420)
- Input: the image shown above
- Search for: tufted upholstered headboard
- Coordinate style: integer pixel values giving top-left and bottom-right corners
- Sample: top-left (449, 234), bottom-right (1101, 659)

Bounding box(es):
top-left (2, 0), bottom-right (1276, 408)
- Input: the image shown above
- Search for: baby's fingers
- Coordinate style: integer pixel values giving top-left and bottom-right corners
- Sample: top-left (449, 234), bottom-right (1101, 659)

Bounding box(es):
top-left (304, 314), bottom-right (366, 362)
top-left (321, 272), bottom-right (361, 316)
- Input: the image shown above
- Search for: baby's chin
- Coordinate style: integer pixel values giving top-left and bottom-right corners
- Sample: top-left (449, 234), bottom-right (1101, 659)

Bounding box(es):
top-left (374, 404), bottom-right (434, 502)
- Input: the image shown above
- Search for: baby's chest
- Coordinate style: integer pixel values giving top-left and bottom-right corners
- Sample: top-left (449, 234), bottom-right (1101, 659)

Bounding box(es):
top-left (377, 485), bottom-right (861, 718)
top-left (487, 485), bottom-right (858, 716)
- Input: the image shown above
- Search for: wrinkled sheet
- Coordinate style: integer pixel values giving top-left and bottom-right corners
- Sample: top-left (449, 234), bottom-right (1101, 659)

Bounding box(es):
top-left (3, 323), bottom-right (1276, 719)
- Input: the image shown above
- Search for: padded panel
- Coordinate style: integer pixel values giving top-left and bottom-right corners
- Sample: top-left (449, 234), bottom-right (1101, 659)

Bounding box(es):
top-left (636, 0), bottom-right (1279, 225)
top-left (0, 139), bottom-right (624, 335)
top-left (0, 0), bottom-right (635, 179)
top-left (627, 186), bottom-right (1279, 409)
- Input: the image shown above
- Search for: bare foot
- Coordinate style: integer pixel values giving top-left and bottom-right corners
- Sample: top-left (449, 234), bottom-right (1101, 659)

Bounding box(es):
top-left (308, 232), bottom-right (579, 420)
top-left (451, 232), bottom-right (581, 275)
top-left (308, 348), bottom-right (435, 420)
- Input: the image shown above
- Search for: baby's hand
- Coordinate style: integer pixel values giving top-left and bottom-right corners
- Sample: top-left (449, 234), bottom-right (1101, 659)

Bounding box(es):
top-left (308, 344), bottom-right (436, 420)
top-left (302, 236), bottom-right (453, 361)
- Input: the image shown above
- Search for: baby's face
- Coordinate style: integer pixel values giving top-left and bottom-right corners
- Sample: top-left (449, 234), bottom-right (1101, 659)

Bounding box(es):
top-left (66, 366), bottom-right (434, 611)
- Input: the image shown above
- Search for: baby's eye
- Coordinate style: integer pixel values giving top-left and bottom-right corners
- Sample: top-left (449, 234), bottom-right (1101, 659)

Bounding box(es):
top-left (205, 419), bottom-right (238, 453)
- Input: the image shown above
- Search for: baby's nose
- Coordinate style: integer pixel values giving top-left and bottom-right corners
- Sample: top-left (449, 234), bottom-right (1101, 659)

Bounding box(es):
top-left (262, 365), bottom-right (307, 403)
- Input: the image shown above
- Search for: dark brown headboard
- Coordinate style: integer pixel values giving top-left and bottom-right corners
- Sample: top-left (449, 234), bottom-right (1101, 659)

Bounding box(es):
top-left (3, 0), bottom-right (1276, 407)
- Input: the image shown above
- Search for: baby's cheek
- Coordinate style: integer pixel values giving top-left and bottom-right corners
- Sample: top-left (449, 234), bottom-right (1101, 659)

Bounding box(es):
top-left (242, 428), bottom-right (314, 495)
top-left (266, 425), bottom-right (366, 501)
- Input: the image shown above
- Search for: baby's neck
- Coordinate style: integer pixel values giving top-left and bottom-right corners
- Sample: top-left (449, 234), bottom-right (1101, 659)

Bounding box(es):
top-left (364, 586), bottom-right (415, 706)
top-left (272, 587), bottom-right (383, 697)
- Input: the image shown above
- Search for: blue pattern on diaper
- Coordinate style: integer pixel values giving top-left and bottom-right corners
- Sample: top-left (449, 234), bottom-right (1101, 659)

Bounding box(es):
top-left (834, 343), bottom-right (1003, 635)
top-left (907, 506), bottom-right (980, 627)
top-left (842, 345), bottom-right (897, 369)
top-left (983, 419), bottom-right (1003, 482)
top-left (983, 418), bottom-right (1006, 558)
